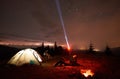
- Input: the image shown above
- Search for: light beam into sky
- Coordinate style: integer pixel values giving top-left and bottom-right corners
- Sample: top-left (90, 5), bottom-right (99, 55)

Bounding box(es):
top-left (55, 0), bottom-right (70, 50)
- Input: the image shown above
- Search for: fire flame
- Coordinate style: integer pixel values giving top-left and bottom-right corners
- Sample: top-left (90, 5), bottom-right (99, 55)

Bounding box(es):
top-left (80, 69), bottom-right (94, 77)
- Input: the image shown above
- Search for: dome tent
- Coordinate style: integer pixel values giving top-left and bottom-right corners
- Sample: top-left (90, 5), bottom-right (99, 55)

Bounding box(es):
top-left (8, 48), bottom-right (42, 66)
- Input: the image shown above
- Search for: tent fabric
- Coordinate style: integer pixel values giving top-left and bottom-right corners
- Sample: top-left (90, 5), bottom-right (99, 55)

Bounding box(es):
top-left (8, 48), bottom-right (42, 66)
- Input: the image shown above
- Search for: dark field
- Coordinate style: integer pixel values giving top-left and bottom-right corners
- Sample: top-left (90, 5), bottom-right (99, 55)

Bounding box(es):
top-left (0, 53), bottom-right (120, 79)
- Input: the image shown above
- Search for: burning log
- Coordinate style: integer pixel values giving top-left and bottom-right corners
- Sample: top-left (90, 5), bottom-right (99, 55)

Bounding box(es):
top-left (80, 69), bottom-right (94, 78)
top-left (68, 69), bottom-right (95, 79)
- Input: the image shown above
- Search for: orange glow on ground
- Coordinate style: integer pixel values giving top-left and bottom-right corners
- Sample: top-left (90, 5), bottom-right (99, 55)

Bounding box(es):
top-left (80, 69), bottom-right (94, 77)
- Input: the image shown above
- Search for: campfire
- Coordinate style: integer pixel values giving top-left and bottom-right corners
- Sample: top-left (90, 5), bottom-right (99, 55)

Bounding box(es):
top-left (80, 69), bottom-right (94, 77)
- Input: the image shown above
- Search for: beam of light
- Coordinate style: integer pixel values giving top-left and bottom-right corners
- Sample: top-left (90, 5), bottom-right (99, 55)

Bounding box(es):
top-left (55, 0), bottom-right (70, 50)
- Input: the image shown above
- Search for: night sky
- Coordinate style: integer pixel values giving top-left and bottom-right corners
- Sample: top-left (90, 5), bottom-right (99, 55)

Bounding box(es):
top-left (0, 0), bottom-right (120, 50)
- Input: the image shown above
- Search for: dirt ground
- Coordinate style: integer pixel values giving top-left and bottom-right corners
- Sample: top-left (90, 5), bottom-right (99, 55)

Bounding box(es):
top-left (0, 53), bottom-right (120, 79)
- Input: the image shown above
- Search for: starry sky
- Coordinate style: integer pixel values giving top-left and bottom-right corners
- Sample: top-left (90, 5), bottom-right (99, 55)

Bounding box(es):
top-left (0, 0), bottom-right (120, 50)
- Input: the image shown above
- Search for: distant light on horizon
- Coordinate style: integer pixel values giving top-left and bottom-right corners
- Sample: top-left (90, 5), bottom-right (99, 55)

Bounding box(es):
top-left (0, 40), bottom-right (70, 49)
top-left (94, 48), bottom-right (100, 52)
top-left (0, 41), bottom-right (55, 47)
top-left (79, 47), bottom-right (100, 51)
top-left (79, 47), bottom-right (86, 50)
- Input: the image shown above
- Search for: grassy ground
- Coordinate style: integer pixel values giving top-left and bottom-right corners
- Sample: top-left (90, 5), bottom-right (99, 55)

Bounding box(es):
top-left (0, 53), bottom-right (120, 79)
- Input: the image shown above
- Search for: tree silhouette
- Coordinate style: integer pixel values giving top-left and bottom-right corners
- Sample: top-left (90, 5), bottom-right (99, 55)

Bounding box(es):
top-left (88, 43), bottom-right (95, 54)
top-left (54, 41), bottom-right (57, 50)
top-left (41, 42), bottom-right (44, 49)
top-left (105, 45), bottom-right (112, 56)
top-left (35, 42), bottom-right (45, 55)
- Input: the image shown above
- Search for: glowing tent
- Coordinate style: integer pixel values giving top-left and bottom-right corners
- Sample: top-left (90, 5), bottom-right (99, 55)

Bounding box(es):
top-left (8, 48), bottom-right (42, 66)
